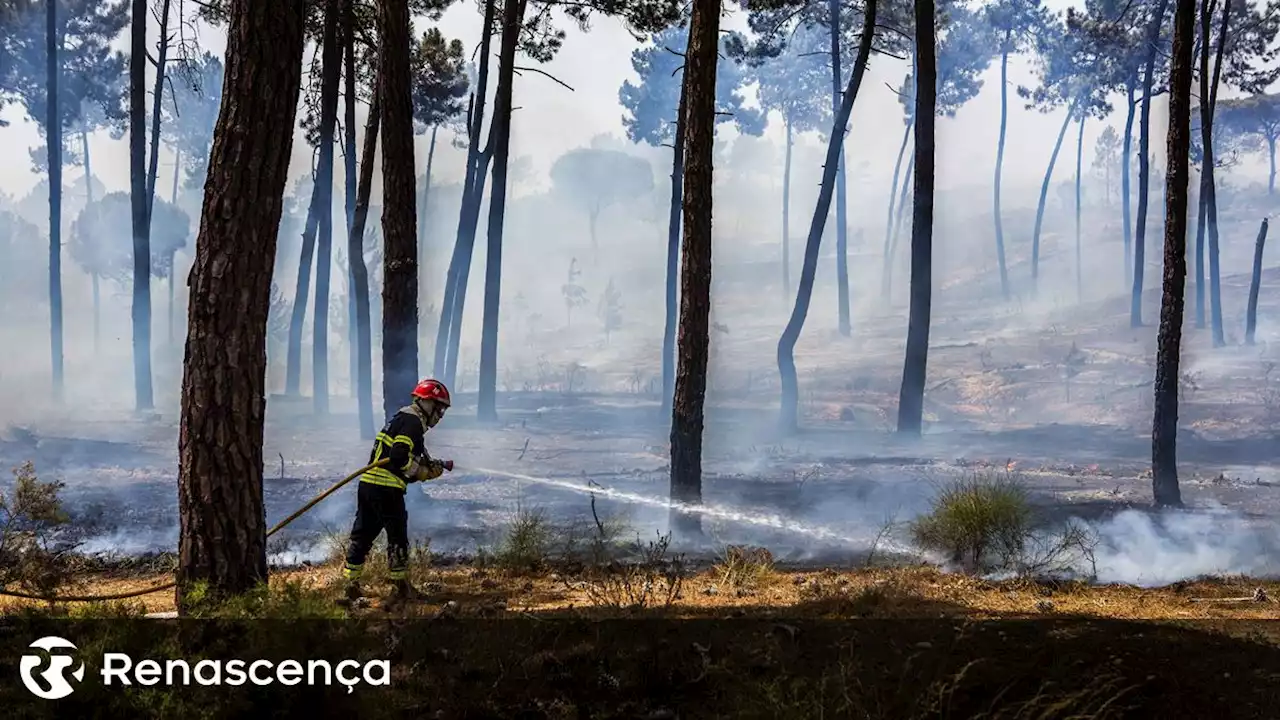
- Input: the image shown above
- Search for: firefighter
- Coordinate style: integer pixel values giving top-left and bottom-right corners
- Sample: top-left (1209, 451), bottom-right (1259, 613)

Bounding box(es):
top-left (341, 378), bottom-right (454, 602)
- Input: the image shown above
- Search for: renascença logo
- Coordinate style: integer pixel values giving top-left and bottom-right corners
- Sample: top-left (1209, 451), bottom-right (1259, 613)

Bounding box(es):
top-left (18, 636), bottom-right (391, 698)
top-left (20, 636), bottom-right (86, 700)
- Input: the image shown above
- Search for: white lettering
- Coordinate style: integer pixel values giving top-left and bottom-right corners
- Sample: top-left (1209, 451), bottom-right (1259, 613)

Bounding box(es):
top-left (364, 660), bottom-right (390, 687)
top-left (166, 660), bottom-right (191, 685)
top-left (277, 660), bottom-right (303, 686)
top-left (249, 660), bottom-right (273, 686)
top-left (335, 660), bottom-right (361, 694)
top-left (224, 660), bottom-right (247, 686)
top-left (134, 660), bottom-right (162, 686)
top-left (194, 660), bottom-right (221, 685)
top-left (101, 653), bottom-right (133, 685)
top-left (308, 660), bottom-right (332, 686)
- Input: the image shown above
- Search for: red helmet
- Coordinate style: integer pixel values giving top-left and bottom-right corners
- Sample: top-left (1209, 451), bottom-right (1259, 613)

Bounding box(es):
top-left (411, 378), bottom-right (451, 406)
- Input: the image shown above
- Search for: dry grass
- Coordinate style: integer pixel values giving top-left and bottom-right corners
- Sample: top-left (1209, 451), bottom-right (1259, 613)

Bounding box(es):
top-left (5, 560), bottom-right (1279, 621)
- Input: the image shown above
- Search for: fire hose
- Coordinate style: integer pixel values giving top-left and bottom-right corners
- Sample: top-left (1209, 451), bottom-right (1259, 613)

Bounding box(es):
top-left (0, 457), bottom-right (411, 603)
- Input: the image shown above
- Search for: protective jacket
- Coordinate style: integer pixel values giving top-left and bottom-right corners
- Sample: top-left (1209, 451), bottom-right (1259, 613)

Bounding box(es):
top-left (361, 402), bottom-right (445, 492)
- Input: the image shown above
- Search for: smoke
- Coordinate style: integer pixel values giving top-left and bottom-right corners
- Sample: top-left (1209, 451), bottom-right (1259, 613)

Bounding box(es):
top-left (1085, 505), bottom-right (1280, 586)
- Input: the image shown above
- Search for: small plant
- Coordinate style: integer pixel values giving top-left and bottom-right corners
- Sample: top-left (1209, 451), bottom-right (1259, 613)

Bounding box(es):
top-left (493, 503), bottom-right (553, 574)
top-left (909, 470), bottom-right (1033, 573)
top-left (598, 277), bottom-right (623, 343)
top-left (714, 545), bottom-right (774, 591)
top-left (0, 462), bottom-right (77, 598)
top-left (574, 531), bottom-right (685, 612)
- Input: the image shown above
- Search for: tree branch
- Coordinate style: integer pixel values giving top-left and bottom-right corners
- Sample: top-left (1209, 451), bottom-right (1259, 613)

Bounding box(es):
top-left (513, 65), bottom-right (574, 92)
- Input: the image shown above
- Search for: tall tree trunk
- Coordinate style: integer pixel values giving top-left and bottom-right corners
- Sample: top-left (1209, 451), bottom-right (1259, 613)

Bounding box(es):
top-left (378, 0), bottom-right (418, 421)
top-left (885, 146), bottom-right (914, 300)
top-left (829, 0), bottom-right (851, 337)
top-left (175, 0), bottom-right (305, 610)
top-left (477, 0), bottom-right (525, 422)
top-left (82, 126), bottom-right (99, 355)
top-left (896, 0), bottom-right (936, 436)
top-left (1122, 84), bottom-right (1135, 284)
top-left (312, 0), bottom-right (342, 415)
top-left (417, 124), bottom-right (438, 345)
top-left (1031, 99), bottom-right (1077, 290)
top-left (168, 249), bottom-right (176, 346)
top-left (993, 43), bottom-right (1010, 300)
top-left (882, 119), bottom-right (912, 301)
top-left (670, 0), bottom-right (723, 538)
top-left (349, 72), bottom-right (380, 440)
top-left (131, 0), bottom-right (154, 411)
top-left (433, 0), bottom-right (496, 384)
top-left (1074, 113), bottom-right (1085, 302)
top-left (1132, 0), bottom-right (1169, 327)
top-left (1205, 0), bottom-right (1230, 348)
top-left (1194, 176), bottom-right (1206, 327)
top-left (146, 0), bottom-right (172, 221)
top-left (46, 0), bottom-right (63, 400)
top-left (170, 153), bottom-right (179, 348)
top-left (285, 190), bottom-right (319, 395)
top-left (1245, 218), bottom-right (1268, 345)
top-left (776, 0), bottom-right (878, 432)
top-left (661, 79), bottom-right (687, 416)
top-left (1268, 135), bottom-right (1276, 194)
top-left (781, 115), bottom-right (792, 300)
top-left (1152, 0), bottom-right (1195, 509)
top-left (343, 0), bottom-right (358, 398)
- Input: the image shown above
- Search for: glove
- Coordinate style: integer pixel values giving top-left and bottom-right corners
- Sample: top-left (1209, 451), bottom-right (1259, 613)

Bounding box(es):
top-left (414, 460), bottom-right (447, 482)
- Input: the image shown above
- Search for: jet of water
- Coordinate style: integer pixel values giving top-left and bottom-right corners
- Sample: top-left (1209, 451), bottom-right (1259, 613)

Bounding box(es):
top-left (460, 465), bottom-right (915, 554)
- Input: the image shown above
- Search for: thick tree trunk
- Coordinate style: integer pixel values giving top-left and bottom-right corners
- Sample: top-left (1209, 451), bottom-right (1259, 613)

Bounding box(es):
top-left (1152, 0), bottom-right (1195, 508)
top-left (882, 119), bottom-right (912, 301)
top-left (896, 0), bottom-right (936, 436)
top-left (782, 116), bottom-right (792, 300)
top-left (1205, 0), bottom-right (1230, 348)
top-left (1246, 219), bottom-right (1268, 345)
top-left (1122, 84), bottom-right (1135, 284)
top-left (343, 0), bottom-right (358, 398)
top-left (285, 190), bottom-right (319, 395)
top-left (175, 0), bottom-right (305, 609)
top-left (1074, 114), bottom-right (1085, 302)
top-left (349, 73), bottom-right (380, 440)
top-left (829, 0), bottom-right (850, 337)
top-left (477, 0), bottom-right (525, 422)
top-left (46, 1), bottom-right (63, 400)
top-left (1031, 100), bottom-right (1076, 290)
top-left (379, 0), bottom-right (418, 421)
top-left (661, 80), bottom-right (687, 416)
top-left (1131, 0), bottom-right (1169, 327)
top-left (993, 45), bottom-right (1010, 300)
top-left (312, 0), bottom-right (342, 415)
top-left (434, 0), bottom-right (496, 386)
top-left (131, 0), bottom-right (154, 411)
top-left (146, 0), bottom-right (171, 221)
top-left (670, 0), bottom-right (723, 538)
top-left (776, 0), bottom-right (878, 432)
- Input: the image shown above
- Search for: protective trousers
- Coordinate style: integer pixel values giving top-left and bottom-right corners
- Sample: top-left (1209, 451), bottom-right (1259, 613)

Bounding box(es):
top-left (343, 481), bottom-right (410, 581)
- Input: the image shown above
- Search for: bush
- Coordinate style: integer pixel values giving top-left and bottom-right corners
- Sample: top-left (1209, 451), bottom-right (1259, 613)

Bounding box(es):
top-left (909, 470), bottom-right (1098, 578)
top-left (0, 461), bottom-right (76, 597)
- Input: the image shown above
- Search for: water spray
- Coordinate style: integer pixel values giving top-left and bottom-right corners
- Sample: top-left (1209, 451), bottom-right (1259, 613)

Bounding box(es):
top-left (455, 464), bottom-right (916, 555)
